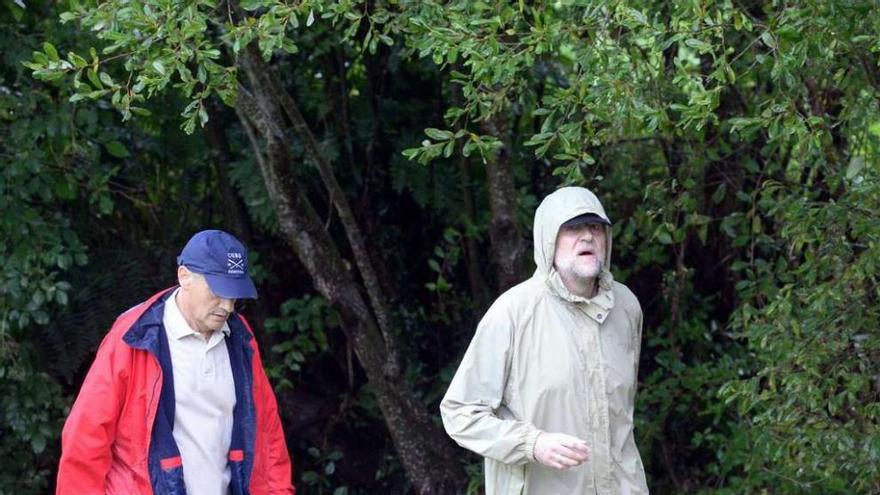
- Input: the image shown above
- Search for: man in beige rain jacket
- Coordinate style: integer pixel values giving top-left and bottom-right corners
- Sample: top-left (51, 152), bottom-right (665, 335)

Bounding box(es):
top-left (441, 187), bottom-right (648, 494)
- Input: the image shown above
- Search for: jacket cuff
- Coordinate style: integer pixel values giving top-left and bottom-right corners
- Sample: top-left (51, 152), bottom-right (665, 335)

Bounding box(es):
top-left (524, 428), bottom-right (542, 462)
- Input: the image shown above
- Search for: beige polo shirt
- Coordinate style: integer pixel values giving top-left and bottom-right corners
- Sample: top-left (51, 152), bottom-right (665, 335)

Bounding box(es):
top-left (163, 289), bottom-right (237, 495)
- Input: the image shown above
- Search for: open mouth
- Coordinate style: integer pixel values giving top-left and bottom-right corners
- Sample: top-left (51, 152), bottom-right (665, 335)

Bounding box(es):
top-left (577, 248), bottom-right (595, 257)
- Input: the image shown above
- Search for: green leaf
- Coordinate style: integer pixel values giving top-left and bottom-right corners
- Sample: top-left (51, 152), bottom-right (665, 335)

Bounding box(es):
top-left (424, 128), bottom-right (453, 140)
top-left (760, 32), bottom-right (776, 50)
top-left (712, 183), bottom-right (727, 204)
top-left (31, 436), bottom-right (46, 455)
top-left (99, 71), bottom-right (114, 87)
top-left (68, 52), bottom-right (88, 68)
top-left (54, 178), bottom-right (77, 199)
top-left (846, 156), bottom-right (864, 180)
top-left (623, 7), bottom-right (648, 26)
top-left (240, 0), bottom-right (265, 11)
top-left (87, 68), bottom-right (102, 88)
top-left (99, 195), bottom-right (114, 215)
top-left (105, 140), bottom-right (130, 158)
top-left (43, 42), bottom-right (59, 62)
top-left (34, 310), bottom-right (50, 325)
top-left (524, 132), bottom-right (554, 146)
top-left (684, 38), bottom-right (713, 54)
top-left (57, 253), bottom-right (72, 269)
top-left (443, 140), bottom-right (454, 158)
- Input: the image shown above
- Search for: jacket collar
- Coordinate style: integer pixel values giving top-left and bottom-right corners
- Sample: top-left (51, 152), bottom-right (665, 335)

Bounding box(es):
top-left (122, 287), bottom-right (251, 351)
top-left (542, 268), bottom-right (615, 323)
top-left (122, 287), bottom-right (176, 352)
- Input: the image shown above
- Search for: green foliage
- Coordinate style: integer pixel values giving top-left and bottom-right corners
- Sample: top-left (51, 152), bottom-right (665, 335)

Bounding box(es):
top-left (717, 166), bottom-right (880, 494)
top-left (10, 0), bottom-right (880, 493)
top-left (398, 1), bottom-right (880, 492)
top-left (228, 150), bottom-right (279, 232)
top-left (1, 3), bottom-right (123, 490)
top-left (38, 256), bottom-right (159, 382)
top-left (264, 295), bottom-right (337, 388)
top-left (0, 360), bottom-right (67, 495)
top-left (300, 447), bottom-right (348, 495)
top-left (27, 0), bottom-right (240, 131)
top-left (424, 227), bottom-right (461, 296)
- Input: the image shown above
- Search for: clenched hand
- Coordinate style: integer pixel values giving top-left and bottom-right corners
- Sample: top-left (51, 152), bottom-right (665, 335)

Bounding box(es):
top-left (533, 432), bottom-right (590, 470)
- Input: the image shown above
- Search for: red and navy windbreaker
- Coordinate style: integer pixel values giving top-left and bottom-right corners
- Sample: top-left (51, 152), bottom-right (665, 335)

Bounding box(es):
top-left (56, 288), bottom-right (295, 494)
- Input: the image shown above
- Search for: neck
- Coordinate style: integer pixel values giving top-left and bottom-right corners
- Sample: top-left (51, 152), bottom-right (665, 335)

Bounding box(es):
top-left (175, 290), bottom-right (213, 339)
top-left (559, 272), bottom-right (598, 298)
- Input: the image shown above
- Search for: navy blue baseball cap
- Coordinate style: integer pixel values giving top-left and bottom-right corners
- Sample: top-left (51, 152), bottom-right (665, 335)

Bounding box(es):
top-left (561, 213), bottom-right (612, 228)
top-left (177, 230), bottom-right (258, 299)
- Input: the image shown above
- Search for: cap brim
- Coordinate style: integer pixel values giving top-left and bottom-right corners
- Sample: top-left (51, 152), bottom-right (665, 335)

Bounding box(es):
top-left (203, 273), bottom-right (258, 300)
top-left (562, 214), bottom-right (612, 228)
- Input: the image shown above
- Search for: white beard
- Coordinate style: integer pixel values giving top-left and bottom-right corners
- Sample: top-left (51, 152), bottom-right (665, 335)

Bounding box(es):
top-left (556, 255), bottom-right (603, 284)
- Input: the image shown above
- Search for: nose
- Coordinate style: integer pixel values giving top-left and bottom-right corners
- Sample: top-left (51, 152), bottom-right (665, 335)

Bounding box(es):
top-left (218, 298), bottom-right (235, 313)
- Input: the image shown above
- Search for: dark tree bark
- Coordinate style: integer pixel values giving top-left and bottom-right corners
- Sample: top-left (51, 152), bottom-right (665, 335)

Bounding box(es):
top-left (233, 46), bottom-right (465, 494)
top-left (458, 155), bottom-right (491, 317)
top-left (480, 114), bottom-right (529, 291)
top-left (450, 83), bottom-right (491, 316)
top-left (204, 101), bottom-right (252, 242)
top-left (319, 48), bottom-right (357, 178)
top-left (203, 102), bottom-right (272, 331)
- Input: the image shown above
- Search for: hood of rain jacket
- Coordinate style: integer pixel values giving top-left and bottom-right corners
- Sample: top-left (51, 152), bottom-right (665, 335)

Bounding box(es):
top-left (441, 187), bottom-right (648, 495)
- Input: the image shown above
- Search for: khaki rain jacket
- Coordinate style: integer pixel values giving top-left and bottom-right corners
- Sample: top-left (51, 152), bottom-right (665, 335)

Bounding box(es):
top-left (440, 187), bottom-right (648, 495)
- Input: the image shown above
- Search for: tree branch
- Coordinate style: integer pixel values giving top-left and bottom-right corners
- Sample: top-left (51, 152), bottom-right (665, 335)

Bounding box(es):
top-left (240, 46), bottom-right (401, 377)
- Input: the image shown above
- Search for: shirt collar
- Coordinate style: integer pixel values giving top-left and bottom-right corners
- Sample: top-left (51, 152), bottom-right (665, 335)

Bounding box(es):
top-left (165, 288), bottom-right (231, 340)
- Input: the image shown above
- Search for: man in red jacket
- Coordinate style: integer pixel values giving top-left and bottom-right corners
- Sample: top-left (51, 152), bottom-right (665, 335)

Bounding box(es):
top-left (57, 230), bottom-right (295, 495)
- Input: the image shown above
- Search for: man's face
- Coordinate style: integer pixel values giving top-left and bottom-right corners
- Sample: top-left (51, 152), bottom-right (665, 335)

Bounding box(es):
top-left (553, 222), bottom-right (606, 282)
top-left (177, 267), bottom-right (235, 334)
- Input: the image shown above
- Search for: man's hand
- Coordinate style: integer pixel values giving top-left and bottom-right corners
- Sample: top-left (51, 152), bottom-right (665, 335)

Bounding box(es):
top-left (533, 432), bottom-right (590, 470)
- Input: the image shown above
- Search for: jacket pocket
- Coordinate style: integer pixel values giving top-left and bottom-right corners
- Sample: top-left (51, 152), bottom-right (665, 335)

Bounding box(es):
top-left (228, 449), bottom-right (252, 495)
top-left (155, 457), bottom-right (186, 495)
top-left (485, 459), bottom-right (526, 495)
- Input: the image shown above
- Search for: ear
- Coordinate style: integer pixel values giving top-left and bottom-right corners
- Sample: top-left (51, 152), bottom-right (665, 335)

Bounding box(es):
top-left (177, 265), bottom-right (191, 288)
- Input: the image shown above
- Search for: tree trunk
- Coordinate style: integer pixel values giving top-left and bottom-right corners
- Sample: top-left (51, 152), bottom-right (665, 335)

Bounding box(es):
top-left (481, 114), bottom-right (529, 290)
top-left (204, 101), bottom-right (252, 242)
top-left (450, 83), bottom-right (490, 317)
top-left (234, 46), bottom-right (465, 494)
top-left (203, 102), bottom-right (272, 331)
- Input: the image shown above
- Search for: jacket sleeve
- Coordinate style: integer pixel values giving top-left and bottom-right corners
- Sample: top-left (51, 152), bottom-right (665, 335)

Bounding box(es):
top-left (630, 303), bottom-right (643, 403)
top-left (250, 335), bottom-right (295, 495)
top-left (440, 303), bottom-right (541, 465)
top-left (56, 331), bottom-right (127, 494)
